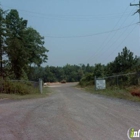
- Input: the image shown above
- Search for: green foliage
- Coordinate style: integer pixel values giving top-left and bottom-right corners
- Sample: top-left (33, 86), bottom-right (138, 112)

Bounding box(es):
top-left (1, 80), bottom-right (39, 95)
top-left (79, 63), bottom-right (105, 87)
top-left (0, 7), bottom-right (49, 80)
top-left (0, 7), bottom-right (7, 76)
top-left (84, 86), bottom-right (140, 102)
top-left (79, 73), bottom-right (94, 86)
top-left (24, 27), bottom-right (48, 66)
top-left (94, 63), bottom-right (105, 77)
top-left (112, 47), bottom-right (138, 74)
top-left (1, 5), bottom-right (139, 91)
top-left (79, 47), bottom-right (140, 88)
top-left (105, 47), bottom-right (139, 87)
top-left (5, 9), bottom-right (26, 79)
top-left (28, 64), bottom-right (93, 83)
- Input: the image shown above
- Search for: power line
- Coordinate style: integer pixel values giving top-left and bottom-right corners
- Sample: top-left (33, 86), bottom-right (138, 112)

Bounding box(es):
top-left (98, 16), bottom-right (137, 56)
top-left (100, 1), bottom-right (139, 65)
top-left (1, 5), bottom-right (133, 21)
top-left (94, 17), bottom-right (137, 64)
top-left (44, 23), bottom-right (136, 38)
top-left (1, 5), bottom-right (132, 17)
top-left (102, 25), bottom-right (137, 64)
top-left (24, 14), bottom-right (131, 21)
top-left (130, 0), bottom-right (140, 23)
top-left (85, 5), bottom-right (136, 63)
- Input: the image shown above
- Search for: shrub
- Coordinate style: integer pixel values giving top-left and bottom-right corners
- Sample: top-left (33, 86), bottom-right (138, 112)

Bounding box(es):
top-left (79, 73), bottom-right (94, 87)
top-left (1, 80), bottom-right (39, 95)
top-left (130, 88), bottom-right (140, 97)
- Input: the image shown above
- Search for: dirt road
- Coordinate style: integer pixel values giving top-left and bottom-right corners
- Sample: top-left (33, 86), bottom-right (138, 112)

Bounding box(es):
top-left (0, 83), bottom-right (140, 140)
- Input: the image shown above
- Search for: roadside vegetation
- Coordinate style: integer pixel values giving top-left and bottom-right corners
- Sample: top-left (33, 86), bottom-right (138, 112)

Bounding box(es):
top-left (0, 6), bottom-right (140, 101)
top-left (0, 86), bottom-right (51, 100)
top-left (29, 64), bottom-right (92, 83)
top-left (79, 85), bottom-right (140, 102)
top-left (0, 80), bottom-right (38, 95)
top-left (0, 79), bottom-right (51, 99)
top-left (78, 47), bottom-right (140, 102)
top-left (0, 7), bottom-right (49, 97)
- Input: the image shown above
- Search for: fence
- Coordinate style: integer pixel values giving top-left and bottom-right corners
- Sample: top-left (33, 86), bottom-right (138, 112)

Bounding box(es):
top-left (103, 72), bottom-right (140, 88)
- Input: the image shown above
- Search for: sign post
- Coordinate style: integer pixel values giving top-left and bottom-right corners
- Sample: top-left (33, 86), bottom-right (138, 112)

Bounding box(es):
top-left (95, 79), bottom-right (106, 90)
top-left (94, 76), bottom-right (97, 90)
top-left (39, 78), bottom-right (42, 94)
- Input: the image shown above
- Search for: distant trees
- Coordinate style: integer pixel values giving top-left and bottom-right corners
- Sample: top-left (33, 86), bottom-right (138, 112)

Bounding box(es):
top-left (79, 47), bottom-right (140, 86)
top-left (94, 63), bottom-right (105, 77)
top-left (29, 46), bottom-right (139, 85)
top-left (28, 64), bottom-right (94, 82)
top-left (0, 7), bottom-right (48, 80)
top-left (1, 4), bottom-right (139, 86)
top-left (112, 47), bottom-right (138, 74)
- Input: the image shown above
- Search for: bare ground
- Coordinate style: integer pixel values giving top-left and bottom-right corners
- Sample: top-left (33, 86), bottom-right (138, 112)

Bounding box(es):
top-left (0, 83), bottom-right (140, 140)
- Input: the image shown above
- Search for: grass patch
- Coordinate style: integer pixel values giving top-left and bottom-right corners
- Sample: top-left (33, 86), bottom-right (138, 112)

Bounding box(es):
top-left (78, 84), bottom-right (140, 102)
top-left (0, 87), bottom-right (52, 100)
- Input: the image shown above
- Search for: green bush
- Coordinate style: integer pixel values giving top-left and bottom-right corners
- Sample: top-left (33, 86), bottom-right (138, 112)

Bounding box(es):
top-left (1, 80), bottom-right (39, 95)
top-left (79, 73), bottom-right (94, 87)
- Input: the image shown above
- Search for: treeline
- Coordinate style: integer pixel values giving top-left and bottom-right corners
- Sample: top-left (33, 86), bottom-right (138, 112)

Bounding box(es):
top-left (0, 7), bottom-right (48, 80)
top-left (28, 47), bottom-right (140, 86)
top-left (80, 47), bottom-right (140, 87)
top-left (1, 6), bottom-right (140, 88)
top-left (28, 64), bottom-right (94, 82)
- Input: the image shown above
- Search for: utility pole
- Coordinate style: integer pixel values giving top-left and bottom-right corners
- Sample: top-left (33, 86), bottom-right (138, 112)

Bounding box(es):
top-left (130, 0), bottom-right (140, 23)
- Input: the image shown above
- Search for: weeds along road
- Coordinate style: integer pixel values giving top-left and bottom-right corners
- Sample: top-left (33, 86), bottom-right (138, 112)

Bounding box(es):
top-left (0, 83), bottom-right (140, 140)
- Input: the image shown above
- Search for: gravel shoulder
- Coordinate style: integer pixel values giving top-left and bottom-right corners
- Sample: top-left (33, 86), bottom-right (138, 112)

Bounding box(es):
top-left (0, 83), bottom-right (140, 140)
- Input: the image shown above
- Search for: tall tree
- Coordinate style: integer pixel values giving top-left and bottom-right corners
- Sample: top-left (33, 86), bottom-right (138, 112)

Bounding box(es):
top-left (24, 27), bottom-right (48, 67)
top-left (5, 10), bottom-right (49, 80)
top-left (5, 9), bottom-right (28, 79)
top-left (94, 63), bottom-right (105, 77)
top-left (112, 47), bottom-right (138, 73)
top-left (0, 7), bottom-right (6, 77)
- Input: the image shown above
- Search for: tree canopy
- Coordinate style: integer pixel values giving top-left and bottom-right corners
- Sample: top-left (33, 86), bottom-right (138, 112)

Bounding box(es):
top-left (0, 7), bottom-right (48, 79)
top-left (79, 47), bottom-right (140, 86)
top-left (112, 47), bottom-right (138, 74)
top-left (0, 7), bottom-right (139, 86)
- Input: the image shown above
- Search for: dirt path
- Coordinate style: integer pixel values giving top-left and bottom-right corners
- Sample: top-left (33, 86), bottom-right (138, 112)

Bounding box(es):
top-left (0, 83), bottom-right (140, 140)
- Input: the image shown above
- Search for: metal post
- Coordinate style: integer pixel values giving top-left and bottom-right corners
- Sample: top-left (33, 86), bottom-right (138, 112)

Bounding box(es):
top-left (94, 76), bottom-right (97, 90)
top-left (130, 0), bottom-right (140, 23)
top-left (139, 0), bottom-right (140, 23)
top-left (130, 0), bottom-right (140, 62)
top-left (39, 78), bottom-right (42, 94)
top-left (117, 76), bottom-right (118, 88)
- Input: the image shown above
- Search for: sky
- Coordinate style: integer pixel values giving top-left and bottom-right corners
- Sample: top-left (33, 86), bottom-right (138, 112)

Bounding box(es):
top-left (0, 0), bottom-right (140, 67)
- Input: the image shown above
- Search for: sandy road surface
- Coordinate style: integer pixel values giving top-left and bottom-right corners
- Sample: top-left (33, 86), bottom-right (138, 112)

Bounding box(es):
top-left (0, 83), bottom-right (140, 140)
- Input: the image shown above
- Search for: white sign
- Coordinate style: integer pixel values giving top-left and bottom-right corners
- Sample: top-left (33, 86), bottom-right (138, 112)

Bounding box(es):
top-left (96, 79), bottom-right (106, 90)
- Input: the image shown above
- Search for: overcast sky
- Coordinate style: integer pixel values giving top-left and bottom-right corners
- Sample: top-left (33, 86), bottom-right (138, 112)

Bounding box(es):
top-left (0, 0), bottom-right (140, 66)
